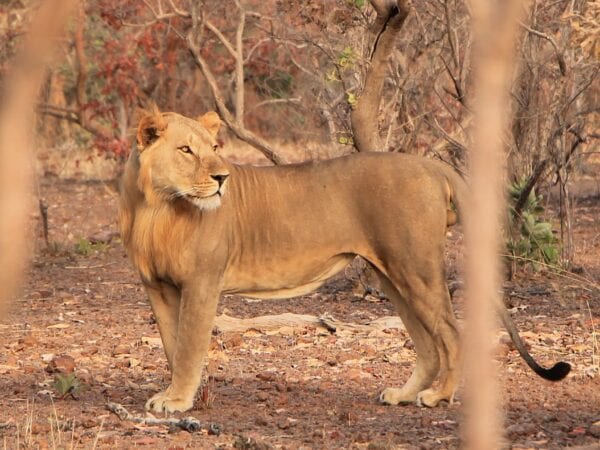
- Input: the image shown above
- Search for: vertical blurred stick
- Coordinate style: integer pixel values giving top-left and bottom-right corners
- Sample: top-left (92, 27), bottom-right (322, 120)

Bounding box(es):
top-left (0, 0), bottom-right (76, 316)
top-left (463, 0), bottom-right (522, 449)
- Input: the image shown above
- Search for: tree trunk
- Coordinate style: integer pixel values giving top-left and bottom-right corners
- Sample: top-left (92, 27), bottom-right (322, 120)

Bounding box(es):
top-left (351, 0), bottom-right (410, 152)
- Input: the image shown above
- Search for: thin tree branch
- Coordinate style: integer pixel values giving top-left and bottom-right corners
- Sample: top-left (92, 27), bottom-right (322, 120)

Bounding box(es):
top-left (234, 4), bottom-right (246, 123)
top-left (204, 21), bottom-right (237, 59)
top-left (246, 97), bottom-right (302, 114)
top-left (187, 33), bottom-right (285, 165)
top-left (518, 20), bottom-right (567, 76)
top-left (166, 0), bottom-right (190, 17)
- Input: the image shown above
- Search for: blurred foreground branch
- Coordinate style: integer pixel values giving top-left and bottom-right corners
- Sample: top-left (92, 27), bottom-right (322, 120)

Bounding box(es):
top-left (462, 0), bottom-right (522, 448)
top-left (0, 0), bottom-right (77, 315)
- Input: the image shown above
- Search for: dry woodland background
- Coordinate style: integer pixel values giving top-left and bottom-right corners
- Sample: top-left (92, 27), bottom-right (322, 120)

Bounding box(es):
top-left (0, 0), bottom-right (599, 449)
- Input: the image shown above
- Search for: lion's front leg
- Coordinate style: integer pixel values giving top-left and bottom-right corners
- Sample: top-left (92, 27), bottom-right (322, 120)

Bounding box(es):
top-left (146, 279), bottom-right (220, 414)
top-left (144, 282), bottom-right (180, 370)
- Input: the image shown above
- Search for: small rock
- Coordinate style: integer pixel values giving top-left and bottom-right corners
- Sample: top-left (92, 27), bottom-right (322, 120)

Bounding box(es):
top-left (346, 368), bottom-right (370, 381)
top-left (112, 344), bottom-right (130, 356)
top-left (82, 419), bottom-right (98, 429)
top-left (276, 420), bottom-right (289, 430)
top-left (506, 422), bottom-right (537, 436)
top-left (80, 346), bottom-right (99, 357)
top-left (256, 391), bottom-right (269, 402)
top-left (254, 417), bottom-right (268, 426)
top-left (256, 371), bottom-right (276, 382)
top-left (87, 230), bottom-right (118, 244)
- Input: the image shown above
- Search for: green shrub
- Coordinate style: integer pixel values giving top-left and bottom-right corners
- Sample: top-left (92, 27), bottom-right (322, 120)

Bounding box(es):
top-left (507, 179), bottom-right (560, 268)
top-left (53, 373), bottom-right (83, 400)
top-left (74, 238), bottom-right (108, 256)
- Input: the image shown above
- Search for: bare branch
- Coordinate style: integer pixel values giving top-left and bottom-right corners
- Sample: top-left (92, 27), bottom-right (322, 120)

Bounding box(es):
top-left (443, 0), bottom-right (460, 68)
top-left (518, 20), bottom-right (567, 76)
top-left (204, 21), bottom-right (237, 59)
top-left (74, 3), bottom-right (87, 112)
top-left (246, 97), bottom-right (302, 114)
top-left (166, 0), bottom-right (190, 18)
top-left (234, 5), bottom-right (246, 123)
top-left (429, 116), bottom-right (469, 156)
top-left (187, 33), bottom-right (285, 164)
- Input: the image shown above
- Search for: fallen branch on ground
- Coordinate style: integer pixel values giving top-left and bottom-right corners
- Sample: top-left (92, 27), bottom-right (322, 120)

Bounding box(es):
top-left (213, 312), bottom-right (405, 334)
top-left (106, 402), bottom-right (221, 435)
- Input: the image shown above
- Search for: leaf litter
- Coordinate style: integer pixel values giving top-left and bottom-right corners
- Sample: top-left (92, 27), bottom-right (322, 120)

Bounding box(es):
top-left (0, 180), bottom-right (597, 448)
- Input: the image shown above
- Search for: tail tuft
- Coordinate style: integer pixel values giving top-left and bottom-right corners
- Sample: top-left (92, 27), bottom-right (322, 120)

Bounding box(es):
top-left (536, 361), bottom-right (571, 381)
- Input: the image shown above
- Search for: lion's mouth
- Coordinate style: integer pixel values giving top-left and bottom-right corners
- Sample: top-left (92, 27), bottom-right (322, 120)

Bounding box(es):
top-left (186, 190), bottom-right (221, 200)
top-left (181, 189), bottom-right (223, 211)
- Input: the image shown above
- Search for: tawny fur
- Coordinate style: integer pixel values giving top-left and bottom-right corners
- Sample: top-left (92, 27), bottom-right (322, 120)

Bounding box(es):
top-left (119, 109), bottom-right (567, 415)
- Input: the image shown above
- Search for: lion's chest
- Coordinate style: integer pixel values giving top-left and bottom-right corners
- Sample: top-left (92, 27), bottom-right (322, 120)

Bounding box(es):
top-left (129, 207), bottom-right (200, 282)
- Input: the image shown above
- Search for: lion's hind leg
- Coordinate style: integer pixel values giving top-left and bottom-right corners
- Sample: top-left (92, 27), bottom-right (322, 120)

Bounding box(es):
top-left (405, 280), bottom-right (460, 408)
top-left (372, 270), bottom-right (440, 405)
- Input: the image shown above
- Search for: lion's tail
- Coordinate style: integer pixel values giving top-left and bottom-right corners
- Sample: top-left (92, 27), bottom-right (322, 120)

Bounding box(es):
top-left (440, 163), bottom-right (571, 382)
top-left (497, 305), bottom-right (571, 381)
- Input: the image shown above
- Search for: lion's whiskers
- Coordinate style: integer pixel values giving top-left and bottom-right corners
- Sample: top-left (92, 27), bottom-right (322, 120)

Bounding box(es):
top-left (163, 187), bottom-right (197, 199)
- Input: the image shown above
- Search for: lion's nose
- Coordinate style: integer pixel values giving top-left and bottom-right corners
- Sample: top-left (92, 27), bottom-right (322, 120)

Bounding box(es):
top-left (211, 173), bottom-right (229, 187)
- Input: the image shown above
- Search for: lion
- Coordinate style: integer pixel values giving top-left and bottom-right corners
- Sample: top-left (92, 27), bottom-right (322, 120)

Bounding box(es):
top-left (119, 108), bottom-right (570, 414)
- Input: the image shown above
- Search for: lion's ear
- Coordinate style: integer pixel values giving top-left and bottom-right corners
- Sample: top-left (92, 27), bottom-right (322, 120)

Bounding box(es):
top-left (136, 111), bottom-right (166, 150)
top-left (198, 111), bottom-right (221, 138)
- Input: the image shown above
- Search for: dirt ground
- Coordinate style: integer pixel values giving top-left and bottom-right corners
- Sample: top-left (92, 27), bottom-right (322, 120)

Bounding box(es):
top-left (0, 175), bottom-right (598, 450)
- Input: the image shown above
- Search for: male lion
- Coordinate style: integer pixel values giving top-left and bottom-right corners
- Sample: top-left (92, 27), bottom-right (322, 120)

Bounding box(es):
top-left (119, 109), bottom-right (570, 414)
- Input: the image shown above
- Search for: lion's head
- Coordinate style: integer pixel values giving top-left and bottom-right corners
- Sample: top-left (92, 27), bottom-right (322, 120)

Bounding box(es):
top-left (135, 109), bottom-right (230, 211)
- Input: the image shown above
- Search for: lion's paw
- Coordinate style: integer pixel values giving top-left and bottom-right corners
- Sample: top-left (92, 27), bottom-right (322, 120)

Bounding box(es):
top-left (379, 387), bottom-right (417, 406)
top-left (415, 388), bottom-right (453, 408)
top-left (145, 387), bottom-right (194, 414)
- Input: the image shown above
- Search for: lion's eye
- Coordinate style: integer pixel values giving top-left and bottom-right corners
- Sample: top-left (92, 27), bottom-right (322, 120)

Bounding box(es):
top-left (178, 145), bottom-right (193, 154)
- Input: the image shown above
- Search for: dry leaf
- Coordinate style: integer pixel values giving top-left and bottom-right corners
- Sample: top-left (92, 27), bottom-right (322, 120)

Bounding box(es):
top-left (45, 354), bottom-right (76, 374)
top-left (47, 323), bottom-right (70, 329)
top-left (140, 336), bottom-right (162, 348)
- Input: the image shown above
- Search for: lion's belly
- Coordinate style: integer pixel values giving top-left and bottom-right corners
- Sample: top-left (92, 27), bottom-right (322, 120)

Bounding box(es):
top-left (223, 254), bottom-right (354, 299)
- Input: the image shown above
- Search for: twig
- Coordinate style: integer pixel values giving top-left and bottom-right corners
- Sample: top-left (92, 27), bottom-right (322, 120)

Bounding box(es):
top-left (187, 32), bottom-right (285, 164)
top-left (430, 116), bottom-right (469, 156)
top-left (584, 297), bottom-right (599, 369)
top-left (106, 402), bottom-right (221, 434)
top-left (518, 20), bottom-right (566, 76)
top-left (500, 254), bottom-right (599, 291)
top-left (91, 418), bottom-right (104, 450)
